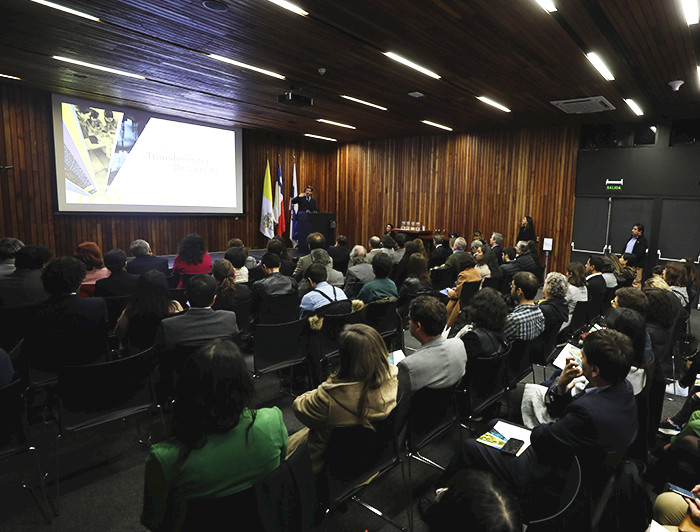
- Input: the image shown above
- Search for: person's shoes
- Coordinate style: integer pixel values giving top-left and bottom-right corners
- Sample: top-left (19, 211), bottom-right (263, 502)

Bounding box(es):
top-left (658, 417), bottom-right (681, 435)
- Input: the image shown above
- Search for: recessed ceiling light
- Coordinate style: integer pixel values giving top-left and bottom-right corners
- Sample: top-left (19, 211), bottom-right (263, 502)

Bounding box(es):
top-left (0, 73), bottom-right (21, 80)
top-left (340, 95), bottom-right (387, 111)
top-left (208, 54), bottom-right (285, 79)
top-left (586, 52), bottom-right (615, 81)
top-left (421, 120), bottom-right (453, 131)
top-left (682, 0), bottom-right (699, 25)
top-left (476, 96), bottom-right (511, 113)
top-left (53, 56), bottom-right (145, 79)
top-left (535, 0), bottom-right (557, 12)
top-left (305, 134), bottom-right (337, 142)
top-left (383, 52), bottom-right (441, 79)
top-left (650, 126), bottom-right (657, 133)
top-left (624, 99), bottom-right (644, 116)
top-left (30, 0), bottom-right (100, 21)
top-left (202, 0), bottom-right (228, 12)
top-left (267, 0), bottom-right (308, 16)
top-left (316, 119), bottom-right (356, 129)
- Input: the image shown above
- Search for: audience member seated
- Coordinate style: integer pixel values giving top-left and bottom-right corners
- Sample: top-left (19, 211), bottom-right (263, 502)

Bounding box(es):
top-left (393, 240), bottom-right (419, 287)
top-left (126, 239), bottom-right (169, 277)
top-left (0, 244), bottom-right (50, 308)
top-left (420, 469), bottom-right (522, 532)
top-left (288, 324), bottom-right (398, 475)
top-left (445, 253), bottom-right (480, 328)
top-left (250, 253), bottom-right (298, 319)
top-left (653, 483), bottom-right (700, 531)
top-left (155, 274), bottom-right (238, 351)
top-left (299, 264), bottom-right (348, 318)
top-left (643, 287), bottom-right (676, 362)
top-left (414, 238), bottom-right (429, 262)
top-left (0, 237), bottom-right (24, 276)
top-left (357, 252), bottom-right (397, 304)
top-left (489, 232), bottom-right (504, 265)
top-left (392, 233), bottom-right (407, 264)
top-left (365, 236), bottom-right (383, 264)
top-left (25, 256), bottom-right (108, 368)
top-left (514, 241), bottom-right (537, 274)
top-left (585, 255), bottom-right (607, 314)
top-left (498, 247), bottom-right (521, 293)
top-left (448, 287), bottom-right (509, 360)
top-left (681, 257), bottom-right (699, 309)
top-left (562, 261), bottom-right (588, 330)
top-left (503, 272), bottom-right (544, 342)
top-left (343, 245), bottom-right (375, 299)
top-left (618, 253), bottom-right (638, 287)
top-left (397, 254), bottom-right (435, 319)
top-left (211, 259), bottom-right (251, 311)
top-left (115, 270), bottom-right (184, 353)
top-left (474, 245), bottom-right (501, 282)
top-left (172, 233), bottom-right (212, 289)
top-left (608, 253), bottom-right (631, 287)
top-left (293, 232), bottom-right (331, 281)
top-left (95, 249), bottom-right (140, 297)
top-left (532, 272), bottom-right (568, 353)
top-left (441, 236), bottom-right (468, 273)
top-left (441, 329), bottom-right (638, 507)
top-left (75, 241), bottom-right (110, 297)
top-left (141, 339), bottom-right (287, 531)
top-left (601, 255), bottom-right (619, 289)
top-left (429, 234), bottom-right (452, 268)
top-left (327, 235), bottom-right (350, 275)
top-left (223, 246), bottom-right (250, 283)
top-left (226, 238), bottom-right (257, 270)
top-left (397, 296), bottom-right (467, 400)
top-left (665, 262), bottom-right (691, 309)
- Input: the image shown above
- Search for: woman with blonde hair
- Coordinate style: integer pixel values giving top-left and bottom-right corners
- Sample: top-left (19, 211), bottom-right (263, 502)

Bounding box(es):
top-left (290, 323), bottom-right (398, 474)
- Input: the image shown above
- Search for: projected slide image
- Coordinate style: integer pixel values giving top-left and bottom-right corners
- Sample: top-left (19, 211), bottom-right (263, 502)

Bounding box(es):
top-left (53, 95), bottom-right (244, 214)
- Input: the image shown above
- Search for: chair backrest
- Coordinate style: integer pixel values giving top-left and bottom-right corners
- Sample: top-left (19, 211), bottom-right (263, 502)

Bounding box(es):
top-left (506, 339), bottom-right (534, 387)
top-left (430, 268), bottom-right (455, 290)
top-left (406, 386), bottom-right (456, 452)
top-left (458, 280), bottom-right (481, 309)
top-left (481, 276), bottom-right (501, 292)
top-left (569, 300), bottom-right (592, 335)
top-left (169, 288), bottom-right (188, 307)
top-left (104, 295), bottom-right (131, 332)
top-left (228, 297), bottom-right (252, 335)
top-left (0, 379), bottom-right (27, 452)
top-left (253, 318), bottom-right (309, 374)
top-left (256, 293), bottom-right (299, 325)
top-left (364, 298), bottom-right (398, 335)
top-left (458, 346), bottom-right (511, 418)
top-left (313, 298), bottom-right (352, 318)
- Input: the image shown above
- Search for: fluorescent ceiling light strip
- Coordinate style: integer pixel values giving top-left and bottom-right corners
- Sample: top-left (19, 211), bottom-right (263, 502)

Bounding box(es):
top-left (31, 0), bottom-right (100, 21)
top-left (208, 54), bottom-right (285, 79)
top-left (316, 119), bottom-right (356, 129)
top-left (682, 0), bottom-right (699, 25)
top-left (340, 95), bottom-right (387, 111)
top-left (624, 98), bottom-right (644, 116)
top-left (421, 120), bottom-right (453, 131)
top-left (476, 96), bottom-right (511, 113)
top-left (697, 65), bottom-right (700, 85)
top-left (53, 56), bottom-right (145, 79)
top-left (267, 0), bottom-right (308, 16)
top-left (586, 52), bottom-right (615, 81)
top-left (305, 134), bottom-right (337, 142)
top-left (535, 0), bottom-right (557, 12)
top-left (383, 52), bottom-right (441, 79)
top-left (0, 73), bottom-right (21, 80)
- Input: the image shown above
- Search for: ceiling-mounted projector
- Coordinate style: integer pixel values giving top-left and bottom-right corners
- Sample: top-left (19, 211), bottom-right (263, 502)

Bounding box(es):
top-left (278, 92), bottom-right (313, 106)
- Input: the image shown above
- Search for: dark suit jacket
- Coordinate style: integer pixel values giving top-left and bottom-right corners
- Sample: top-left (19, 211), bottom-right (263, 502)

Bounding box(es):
top-left (491, 245), bottom-right (503, 264)
top-left (291, 195), bottom-right (317, 212)
top-left (586, 273), bottom-right (607, 314)
top-left (328, 246), bottom-right (350, 274)
top-left (25, 295), bottom-right (108, 369)
top-left (126, 255), bottom-right (170, 276)
top-left (95, 270), bottom-right (141, 297)
top-left (0, 269), bottom-right (48, 308)
top-left (429, 244), bottom-right (452, 268)
top-left (622, 235), bottom-right (648, 266)
top-left (155, 308), bottom-right (238, 350)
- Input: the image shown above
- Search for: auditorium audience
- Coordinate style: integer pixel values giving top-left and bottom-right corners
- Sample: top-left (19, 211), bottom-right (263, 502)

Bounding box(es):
top-left (397, 254), bottom-right (434, 318)
top-left (357, 252), bottom-right (397, 304)
top-left (665, 262), bottom-right (690, 308)
top-left (343, 245), bottom-right (374, 299)
top-left (489, 232), bottom-right (504, 264)
top-left (297, 249), bottom-right (345, 299)
top-left (445, 253), bottom-right (480, 328)
top-left (226, 238), bottom-right (257, 270)
top-left (0, 244), bottom-right (50, 308)
top-left (211, 259), bottom-right (251, 311)
top-left (75, 241), bottom-right (110, 297)
top-left (141, 339), bottom-right (287, 531)
top-left (618, 252), bottom-right (638, 286)
top-left (429, 234), bottom-right (451, 268)
top-left (475, 245), bottom-right (501, 281)
top-left (498, 246), bottom-right (521, 292)
top-left (393, 240), bottom-right (419, 287)
top-left (397, 296), bottom-right (466, 400)
top-left (299, 263), bottom-right (348, 317)
top-left (115, 270), bottom-right (184, 353)
top-left (293, 232), bottom-right (330, 281)
top-left (442, 236), bottom-right (467, 273)
top-left (392, 233), bottom-right (407, 264)
top-left (585, 255), bottom-right (607, 314)
top-left (413, 237), bottom-right (429, 262)
top-left (327, 234), bottom-right (350, 274)
top-left (94, 249), bottom-right (140, 297)
top-left (365, 236), bottom-right (383, 264)
top-left (126, 239), bottom-right (169, 277)
top-left (503, 272), bottom-right (544, 342)
top-left (0, 237), bottom-right (24, 276)
top-left (155, 274), bottom-right (238, 351)
top-left (516, 215), bottom-right (535, 243)
top-left (514, 241), bottom-right (537, 275)
top-left (172, 234), bottom-right (212, 289)
top-left (532, 272), bottom-right (568, 354)
top-left (224, 246), bottom-right (250, 283)
top-left (289, 323), bottom-right (398, 475)
top-left (250, 253), bottom-right (298, 321)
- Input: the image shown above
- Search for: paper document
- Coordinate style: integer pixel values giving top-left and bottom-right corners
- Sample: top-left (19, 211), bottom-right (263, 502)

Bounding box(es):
top-left (476, 421), bottom-right (532, 457)
top-left (553, 343), bottom-right (583, 370)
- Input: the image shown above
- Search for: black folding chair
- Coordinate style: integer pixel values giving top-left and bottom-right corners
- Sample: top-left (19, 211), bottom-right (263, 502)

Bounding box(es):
top-left (458, 280), bottom-right (481, 310)
top-left (308, 310), bottom-right (365, 383)
top-left (256, 293), bottom-right (300, 325)
top-left (364, 298), bottom-right (403, 352)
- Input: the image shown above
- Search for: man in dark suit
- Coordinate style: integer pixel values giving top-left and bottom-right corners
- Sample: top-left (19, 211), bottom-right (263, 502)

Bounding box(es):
top-left (0, 244), bottom-right (50, 308)
top-left (327, 235), bottom-right (350, 275)
top-left (438, 328), bottom-right (637, 504)
top-left (155, 274), bottom-right (238, 351)
top-left (429, 234), bottom-right (452, 268)
top-left (126, 239), bottom-right (170, 276)
top-left (498, 247), bottom-right (522, 294)
top-left (622, 223), bottom-right (648, 267)
top-left (290, 185), bottom-right (317, 212)
top-left (95, 249), bottom-right (140, 297)
top-left (586, 255), bottom-right (608, 314)
top-left (24, 256), bottom-right (109, 370)
top-left (490, 232), bottom-right (504, 264)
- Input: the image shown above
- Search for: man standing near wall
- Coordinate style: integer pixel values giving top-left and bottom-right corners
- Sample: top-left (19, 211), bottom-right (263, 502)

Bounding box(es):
top-left (622, 223), bottom-right (647, 288)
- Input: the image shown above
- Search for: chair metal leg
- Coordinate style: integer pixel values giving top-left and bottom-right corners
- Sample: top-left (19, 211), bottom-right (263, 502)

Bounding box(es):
top-left (23, 446), bottom-right (56, 523)
top-left (350, 496), bottom-right (409, 532)
top-left (408, 451), bottom-right (445, 471)
top-left (53, 433), bottom-right (61, 515)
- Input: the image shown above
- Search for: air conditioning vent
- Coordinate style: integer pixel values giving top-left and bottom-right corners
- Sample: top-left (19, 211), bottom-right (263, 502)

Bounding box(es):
top-left (550, 96), bottom-right (615, 114)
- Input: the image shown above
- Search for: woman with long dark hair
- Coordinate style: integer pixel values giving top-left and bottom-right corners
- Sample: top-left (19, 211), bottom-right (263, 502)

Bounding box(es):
top-left (397, 254), bottom-right (435, 319)
top-left (172, 233), bottom-right (212, 288)
top-left (516, 216), bottom-right (535, 243)
top-left (211, 259), bottom-right (250, 310)
top-left (290, 323), bottom-right (398, 475)
top-left (115, 270), bottom-right (183, 352)
top-left (141, 339), bottom-right (287, 530)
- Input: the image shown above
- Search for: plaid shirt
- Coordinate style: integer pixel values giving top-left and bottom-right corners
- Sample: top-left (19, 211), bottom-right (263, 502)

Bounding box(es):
top-left (504, 303), bottom-right (545, 341)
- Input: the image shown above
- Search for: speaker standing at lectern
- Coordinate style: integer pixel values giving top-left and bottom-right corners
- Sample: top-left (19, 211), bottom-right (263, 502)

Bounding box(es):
top-left (291, 185), bottom-right (318, 212)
